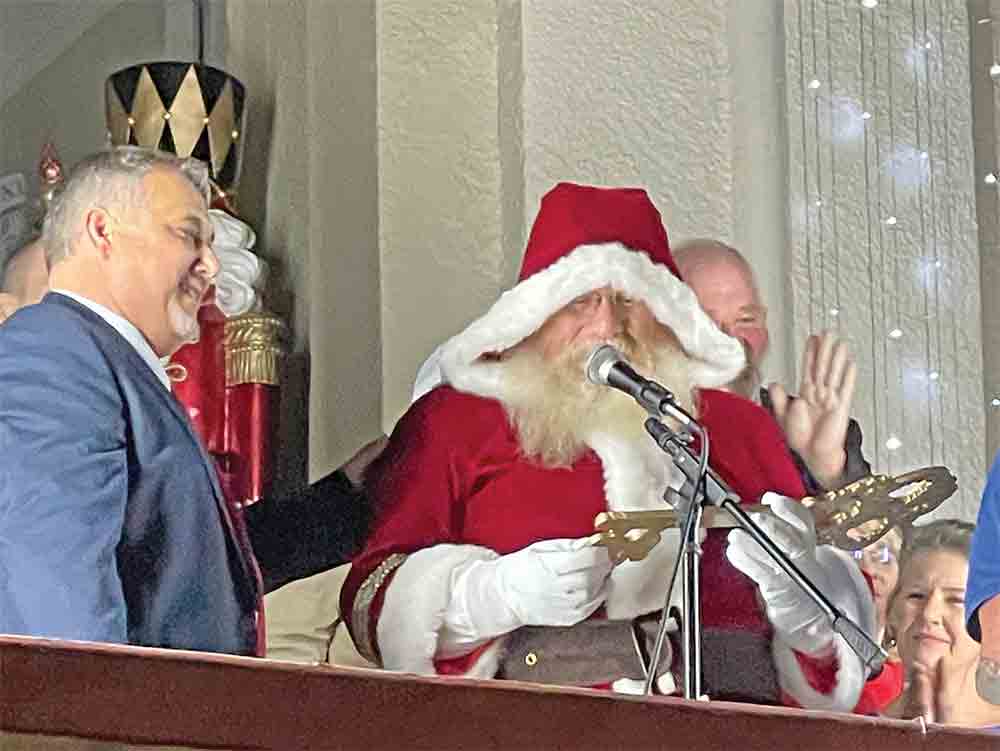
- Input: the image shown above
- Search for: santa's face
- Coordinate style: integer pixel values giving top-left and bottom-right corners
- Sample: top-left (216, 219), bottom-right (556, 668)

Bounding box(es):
top-left (503, 294), bottom-right (693, 467)
top-left (519, 284), bottom-right (676, 363)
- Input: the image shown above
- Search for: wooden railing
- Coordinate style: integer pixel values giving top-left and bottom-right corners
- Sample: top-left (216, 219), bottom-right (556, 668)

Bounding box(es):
top-left (0, 635), bottom-right (995, 750)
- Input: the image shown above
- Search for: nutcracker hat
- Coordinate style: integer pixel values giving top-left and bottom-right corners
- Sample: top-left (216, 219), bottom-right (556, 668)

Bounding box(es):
top-left (435, 182), bottom-right (746, 399)
top-left (105, 62), bottom-right (246, 194)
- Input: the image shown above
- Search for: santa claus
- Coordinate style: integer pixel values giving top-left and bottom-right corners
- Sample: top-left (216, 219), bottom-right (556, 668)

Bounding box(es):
top-left (342, 182), bottom-right (874, 710)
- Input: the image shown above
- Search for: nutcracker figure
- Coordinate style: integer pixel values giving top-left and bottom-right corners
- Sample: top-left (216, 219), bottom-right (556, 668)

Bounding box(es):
top-left (105, 62), bottom-right (285, 511)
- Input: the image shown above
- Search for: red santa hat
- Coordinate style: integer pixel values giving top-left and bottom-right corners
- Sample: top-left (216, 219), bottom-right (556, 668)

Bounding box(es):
top-left (435, 182), bottom-right (745, 399)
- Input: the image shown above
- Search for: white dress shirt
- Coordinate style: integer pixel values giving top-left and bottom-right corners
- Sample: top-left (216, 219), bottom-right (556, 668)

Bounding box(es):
top-left (50, 289), bottom-right (171, 392)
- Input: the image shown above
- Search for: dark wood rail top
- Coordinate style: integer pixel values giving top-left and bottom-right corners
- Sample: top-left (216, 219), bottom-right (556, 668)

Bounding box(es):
top-left (1, 635), bottom-right (996, 750)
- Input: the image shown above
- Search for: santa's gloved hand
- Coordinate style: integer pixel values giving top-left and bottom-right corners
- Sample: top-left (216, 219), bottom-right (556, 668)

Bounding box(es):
top-left (726, 493), bottom-right (834, 656)
top-left (447, 538), bottom-right (613, 644)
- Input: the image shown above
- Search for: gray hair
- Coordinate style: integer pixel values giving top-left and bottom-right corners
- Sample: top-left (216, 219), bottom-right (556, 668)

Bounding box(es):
top-left (42, 146), bottom-right (210, 266)
top-left (902, 519), bottom-right (975, 565)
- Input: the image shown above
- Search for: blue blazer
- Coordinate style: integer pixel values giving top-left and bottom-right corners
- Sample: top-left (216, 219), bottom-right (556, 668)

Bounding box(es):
top-left (0, 293), bottom-right (258, 655)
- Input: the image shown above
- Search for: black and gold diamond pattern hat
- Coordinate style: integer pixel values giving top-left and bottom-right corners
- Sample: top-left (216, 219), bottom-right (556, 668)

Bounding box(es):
top-left (105, 62), bottom-right (246, 192)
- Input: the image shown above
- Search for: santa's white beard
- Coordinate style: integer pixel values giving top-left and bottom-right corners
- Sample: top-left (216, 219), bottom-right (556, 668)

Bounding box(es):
top-left (500, 334), bottom-right (695, 468)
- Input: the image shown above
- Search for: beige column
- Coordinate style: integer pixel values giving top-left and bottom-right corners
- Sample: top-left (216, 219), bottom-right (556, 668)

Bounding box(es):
top-left (728, 0), bottom-right (795, 390)
top-left (225, 0), bottom-right (380, 484)
top-left (973, 0), bottom-right (1000, 467)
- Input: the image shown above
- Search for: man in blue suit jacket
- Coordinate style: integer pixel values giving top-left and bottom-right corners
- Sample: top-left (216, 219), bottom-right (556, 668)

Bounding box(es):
top-left (0, 147), bottom-right (368, 655)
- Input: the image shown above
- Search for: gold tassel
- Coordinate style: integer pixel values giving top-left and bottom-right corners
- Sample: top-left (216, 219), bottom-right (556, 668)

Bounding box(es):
top-left (224, 311), bottom-right (285, 387)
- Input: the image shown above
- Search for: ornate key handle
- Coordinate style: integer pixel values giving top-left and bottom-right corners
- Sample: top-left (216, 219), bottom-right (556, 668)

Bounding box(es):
top-left (592, 466), bottom-right (957, 562)
top-left (805, 465), bottom-right (956, 551)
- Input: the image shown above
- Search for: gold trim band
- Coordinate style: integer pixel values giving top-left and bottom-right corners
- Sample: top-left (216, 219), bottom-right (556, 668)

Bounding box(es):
top-left (352, 553), bottom-right (407, 665)
top-left (224, 311), bottom-right (285, 386)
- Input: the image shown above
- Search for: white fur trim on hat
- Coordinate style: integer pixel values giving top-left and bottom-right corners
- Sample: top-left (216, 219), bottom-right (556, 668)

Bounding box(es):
top-left (436, 243), bottom-right (745, 401)
top-left (376, 544), bottom-right (507, 678)
top-left (771, 546), bottom-right (877, 712)
top-left (412, 343), bottom-right (447, 402)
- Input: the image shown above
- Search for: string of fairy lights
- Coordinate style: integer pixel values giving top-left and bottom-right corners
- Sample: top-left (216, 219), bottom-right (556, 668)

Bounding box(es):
top-left (790, 0), bottom-right (985, 515)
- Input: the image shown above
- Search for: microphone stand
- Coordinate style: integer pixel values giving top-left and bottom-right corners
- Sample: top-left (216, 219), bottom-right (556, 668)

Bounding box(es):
top-left (640, 416), bottom-right (708, 699)
top-left (640, 414), bottom-right (887, 700)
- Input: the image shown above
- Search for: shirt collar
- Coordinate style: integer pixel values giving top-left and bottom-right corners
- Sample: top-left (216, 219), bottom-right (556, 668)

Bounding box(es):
top-left (50, 289), bottom-right (172, 392)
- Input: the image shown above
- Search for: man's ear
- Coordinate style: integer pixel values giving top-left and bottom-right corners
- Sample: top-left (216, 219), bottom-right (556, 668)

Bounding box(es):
top-left (83, 209), bottom-right (115, 256)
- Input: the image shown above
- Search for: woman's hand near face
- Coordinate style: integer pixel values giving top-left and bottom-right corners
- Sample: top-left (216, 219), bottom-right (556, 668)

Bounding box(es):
top-left (929, 649), bottom-right (981, 724)
top-left (896, 650), bottom-right (993, 725)
top-left (896, 660), bottom-right (936, 721)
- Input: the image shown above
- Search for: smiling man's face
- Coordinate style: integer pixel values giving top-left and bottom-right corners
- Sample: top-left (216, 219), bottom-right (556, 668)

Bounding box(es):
top-left (107, 166), bottom-right (218, 356)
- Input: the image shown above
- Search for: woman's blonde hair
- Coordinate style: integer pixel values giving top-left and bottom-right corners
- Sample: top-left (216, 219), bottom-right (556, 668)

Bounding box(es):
top-left (901, 519), bottom-right (974, 567)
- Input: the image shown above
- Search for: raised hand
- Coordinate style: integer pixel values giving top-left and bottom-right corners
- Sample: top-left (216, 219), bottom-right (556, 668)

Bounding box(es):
top-left (897, 650), bottom-right (981, 724)
top-left (768, 331), bottom-right (857, 490)
top-left (897, 661), bottom-right (937, 722)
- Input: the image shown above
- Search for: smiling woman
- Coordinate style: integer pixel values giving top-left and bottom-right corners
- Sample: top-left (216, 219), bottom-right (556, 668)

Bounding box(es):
top-left (884, 520), bottom-right (1000, 729)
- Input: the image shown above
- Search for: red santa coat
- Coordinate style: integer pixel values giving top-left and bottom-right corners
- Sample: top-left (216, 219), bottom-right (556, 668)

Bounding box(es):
top-left (342, 386), bottom-right (871, 708)
top-left (344, 182), bottom-right (873, 710)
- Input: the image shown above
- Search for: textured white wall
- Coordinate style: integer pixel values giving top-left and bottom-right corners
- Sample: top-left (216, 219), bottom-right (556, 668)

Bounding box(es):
top-left (0, 1), bottom-right (168, 196)
top-left (378, 0), bottom-right (524, 427)
top-left (523, 0), bottom-right (733, 244)
top-left (786, 0), bottom-right (984, 521)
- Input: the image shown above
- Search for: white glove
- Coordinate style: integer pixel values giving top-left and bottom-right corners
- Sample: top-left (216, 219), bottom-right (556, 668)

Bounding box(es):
top-left (442, 538), bottom-right (613, 652)
top-left (726, 493), bottom-right (834, 656)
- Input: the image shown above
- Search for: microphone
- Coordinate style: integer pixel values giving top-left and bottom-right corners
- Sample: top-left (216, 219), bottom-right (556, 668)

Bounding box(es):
top-left (585, 344), bottom-right (696, 427)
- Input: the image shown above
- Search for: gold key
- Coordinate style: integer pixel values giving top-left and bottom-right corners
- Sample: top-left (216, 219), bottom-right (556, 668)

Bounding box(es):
top-left (591, 505), bottom-right (765, 563)
top-left (591, 466), bottom-right (957, 563)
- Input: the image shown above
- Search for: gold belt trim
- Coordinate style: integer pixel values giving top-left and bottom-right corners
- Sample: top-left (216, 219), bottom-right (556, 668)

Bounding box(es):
top-left (352, 553), bottom-right (407, 665)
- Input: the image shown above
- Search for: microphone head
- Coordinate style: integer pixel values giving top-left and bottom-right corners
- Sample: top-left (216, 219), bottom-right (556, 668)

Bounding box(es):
top-left (585, 344), bottom-right (623, 386)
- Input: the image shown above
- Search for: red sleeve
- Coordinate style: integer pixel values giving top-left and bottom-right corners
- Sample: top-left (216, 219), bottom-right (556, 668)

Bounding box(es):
top-left (339, 387), bottom-right (500, 659)
top-left (697, 388), bottom-right (806, 502)
top-left (854, 660), bottom-right (904, 715)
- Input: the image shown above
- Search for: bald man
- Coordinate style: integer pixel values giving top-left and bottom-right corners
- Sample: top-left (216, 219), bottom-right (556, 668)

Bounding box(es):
top-left (674, 239), bottom-right (870, 493)
top-left (0, 238), bottom-right (48, 323)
